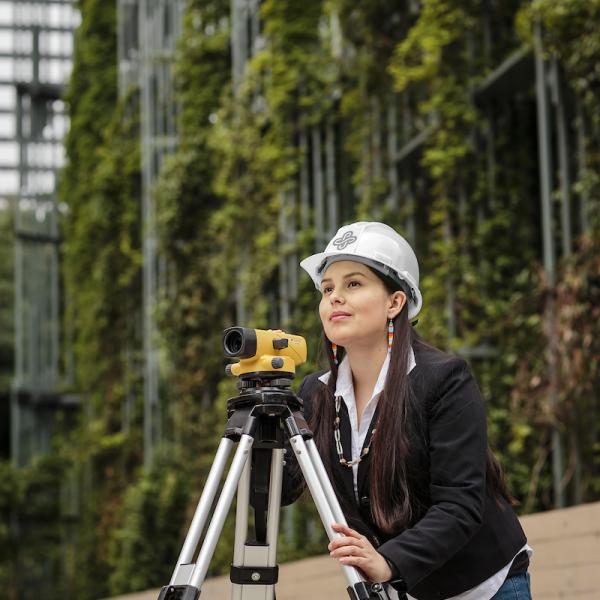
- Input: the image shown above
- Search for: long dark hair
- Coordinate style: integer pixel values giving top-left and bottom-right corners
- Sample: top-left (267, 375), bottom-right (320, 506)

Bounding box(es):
top-left (310, 271), bottom-right (516, 534)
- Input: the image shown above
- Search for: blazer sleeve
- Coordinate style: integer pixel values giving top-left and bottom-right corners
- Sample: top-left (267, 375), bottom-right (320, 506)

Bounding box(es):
top-left (377, 358), bottom-right (487, 591)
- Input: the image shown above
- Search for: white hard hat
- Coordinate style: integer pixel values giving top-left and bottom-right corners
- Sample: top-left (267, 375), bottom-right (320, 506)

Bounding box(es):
top-left (300, 222), bottom-right (423, 320)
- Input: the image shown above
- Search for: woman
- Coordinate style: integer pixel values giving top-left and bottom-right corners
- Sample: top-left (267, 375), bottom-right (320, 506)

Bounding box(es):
top-left (285, 222), bottom-right (532, 600)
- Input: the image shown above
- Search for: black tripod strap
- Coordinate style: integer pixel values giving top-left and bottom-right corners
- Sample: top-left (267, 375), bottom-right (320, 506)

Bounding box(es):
top-left (252, 448), bottom-right (271, 542)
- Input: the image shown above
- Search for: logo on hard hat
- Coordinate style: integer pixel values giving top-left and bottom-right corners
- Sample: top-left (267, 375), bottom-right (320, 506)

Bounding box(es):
top-left (332, 231), bottom-right (357, 250)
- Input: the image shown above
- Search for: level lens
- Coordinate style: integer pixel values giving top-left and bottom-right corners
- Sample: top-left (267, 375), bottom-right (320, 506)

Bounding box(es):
top-left (223, 327), bottom-right (257, 358)
top-left (224, 329), bottom-right (243, 355)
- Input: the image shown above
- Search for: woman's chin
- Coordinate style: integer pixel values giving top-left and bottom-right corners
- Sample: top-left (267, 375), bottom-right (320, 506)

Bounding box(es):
top-left (327, 333), bottom-right (353, 348)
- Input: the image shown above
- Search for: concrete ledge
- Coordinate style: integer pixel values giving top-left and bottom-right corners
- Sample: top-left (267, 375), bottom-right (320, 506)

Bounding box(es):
top-left (103, 553), bottom-right (346, 600)
top-left (105, 501), bottom-right (600, 600)
top-left (520, 501), bottom-right (600, 599)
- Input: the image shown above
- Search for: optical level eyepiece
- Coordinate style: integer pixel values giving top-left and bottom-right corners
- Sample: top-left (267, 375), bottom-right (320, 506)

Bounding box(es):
top-left (223, 327), bottom-right (257, 359)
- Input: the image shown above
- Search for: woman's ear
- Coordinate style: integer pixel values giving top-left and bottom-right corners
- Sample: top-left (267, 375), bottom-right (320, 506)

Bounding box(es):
top-left (388, 291), bottom-right (407, 319)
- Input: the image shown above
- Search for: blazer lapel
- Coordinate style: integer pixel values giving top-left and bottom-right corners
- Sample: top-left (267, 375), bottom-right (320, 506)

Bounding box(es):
top-left (357, 405), bottom-right (379, 498)
top-left (334, 401), bottom-right (356, 503)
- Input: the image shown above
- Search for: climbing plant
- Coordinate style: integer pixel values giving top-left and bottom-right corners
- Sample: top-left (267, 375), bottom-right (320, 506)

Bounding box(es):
top-left (382, 0), bottom-right (600, 509)
top-left (56, 1), bottom-right (145, 596)
top-left (7, 0), bottom-right (599, 597)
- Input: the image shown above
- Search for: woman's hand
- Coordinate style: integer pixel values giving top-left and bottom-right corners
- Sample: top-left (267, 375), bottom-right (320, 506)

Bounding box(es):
top-left (328, 523), bottom-right (393, 582)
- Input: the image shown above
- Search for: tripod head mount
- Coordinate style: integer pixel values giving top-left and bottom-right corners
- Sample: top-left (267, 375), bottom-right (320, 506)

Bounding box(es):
top-left (227, 383), bottom-right (303, 415)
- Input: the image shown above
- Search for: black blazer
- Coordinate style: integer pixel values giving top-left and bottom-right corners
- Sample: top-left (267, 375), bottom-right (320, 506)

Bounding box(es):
top-left (282, 343), bottom-right (527, 600)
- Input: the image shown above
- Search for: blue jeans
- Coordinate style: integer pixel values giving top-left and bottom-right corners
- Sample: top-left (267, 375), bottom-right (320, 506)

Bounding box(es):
top-left (491, 573), bottom-right (532, 599)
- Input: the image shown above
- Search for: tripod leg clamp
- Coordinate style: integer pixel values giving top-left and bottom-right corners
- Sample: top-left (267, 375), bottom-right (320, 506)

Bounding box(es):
top-left (230, 565), bottom-right (279, 585)
top-left (157, 585), bottom-right (200, 600)
top-left (347, 581), bottom-right (392, 599)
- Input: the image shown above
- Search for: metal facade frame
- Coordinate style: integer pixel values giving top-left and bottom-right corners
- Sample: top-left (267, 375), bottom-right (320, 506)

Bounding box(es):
top-left (2, 0), bottom-right (78, 467)
top-left (118, 0), bottom-right (186, 465)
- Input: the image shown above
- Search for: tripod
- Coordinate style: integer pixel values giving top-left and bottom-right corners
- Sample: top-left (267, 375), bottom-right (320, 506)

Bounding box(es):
top-left (157, 375), bottom-right (390, 600)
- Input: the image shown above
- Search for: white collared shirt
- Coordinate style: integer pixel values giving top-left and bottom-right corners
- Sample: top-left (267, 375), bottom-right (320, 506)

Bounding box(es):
top-left (446, 544), bottom-right (533, 600)
top-left (317, 348), bottom-right (533, 600)
top-left (318, 348), bottom-right (416, 500)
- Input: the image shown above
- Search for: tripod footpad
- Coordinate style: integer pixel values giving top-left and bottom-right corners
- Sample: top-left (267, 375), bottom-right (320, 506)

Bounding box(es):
top-left (157, 585), bottom-right (200, 600)
top-left (347, 581), bottom-right (392, 599)
top-left (230, 565), bottom-right (279, 585)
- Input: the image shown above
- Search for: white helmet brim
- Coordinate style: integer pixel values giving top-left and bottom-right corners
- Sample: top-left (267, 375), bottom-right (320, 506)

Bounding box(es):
top-left (300, 250), bottom-right (423, 320)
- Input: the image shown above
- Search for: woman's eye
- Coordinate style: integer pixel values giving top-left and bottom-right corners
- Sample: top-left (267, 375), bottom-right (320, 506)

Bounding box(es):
top-left (322, 286), bottom-right (333, 294)
top-left (348, 280), bottom-right (360, 288)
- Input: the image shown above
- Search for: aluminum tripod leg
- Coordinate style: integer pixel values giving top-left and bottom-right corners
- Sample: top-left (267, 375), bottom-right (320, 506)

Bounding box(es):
top-left (189, 433), bottom-right (255, 589)
top-left (287, 432), bottom-right (390, 600)
top-left (170, 437), bottom-right (234, 585)
top-left (163, 431), bottom-right (255, 596)
top-left (231, 448), bottom-right (283, 600)
top-left (305, 439), bottom-right (346, 524)
top-left (288, 434), bottom-right (363, 587)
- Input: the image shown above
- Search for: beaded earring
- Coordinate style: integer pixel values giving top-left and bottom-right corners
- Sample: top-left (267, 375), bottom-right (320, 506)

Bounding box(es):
top-left (331, 342), bottom-right (338, 365)
top-left (387, 319), bottom-right (394, 353)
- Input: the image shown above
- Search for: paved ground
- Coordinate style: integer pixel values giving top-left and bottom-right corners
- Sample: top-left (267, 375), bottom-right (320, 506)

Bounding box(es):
top-left (104, 554), bottom-right (345, 600)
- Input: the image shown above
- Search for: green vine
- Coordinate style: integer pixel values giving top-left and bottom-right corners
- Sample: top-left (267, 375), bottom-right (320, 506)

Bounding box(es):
top-left (6, 1), bottom-right (600, 597)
